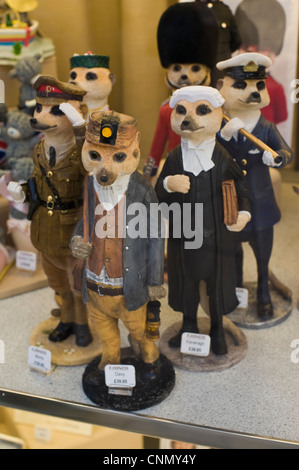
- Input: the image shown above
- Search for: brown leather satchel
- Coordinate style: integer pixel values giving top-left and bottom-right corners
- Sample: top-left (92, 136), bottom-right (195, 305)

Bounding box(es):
top-left (222, 180), bottom-right (238, 226)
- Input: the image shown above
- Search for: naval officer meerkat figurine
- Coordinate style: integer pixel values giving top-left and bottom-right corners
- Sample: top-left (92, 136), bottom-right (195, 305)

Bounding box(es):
top-left (216, 53), bottom-right (294, 320)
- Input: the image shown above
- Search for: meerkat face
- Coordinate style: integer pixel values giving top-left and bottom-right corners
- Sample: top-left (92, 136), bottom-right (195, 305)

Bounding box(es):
top-left (81, 133), bottom-right (141, 186)
top-left (166, 63), bottom-right (211, 90)
top-left (217, 76), bottom-right (270, 113)
top-left (171, 99), bottom-right (223, 145)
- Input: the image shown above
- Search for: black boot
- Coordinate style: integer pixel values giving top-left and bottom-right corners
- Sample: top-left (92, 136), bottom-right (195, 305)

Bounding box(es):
top-left (75, 323), bottom-right (93, 347)
top-left (49, 321), bottom-right (74, 342)
top-left (142, 357), bottom-right (162, 381)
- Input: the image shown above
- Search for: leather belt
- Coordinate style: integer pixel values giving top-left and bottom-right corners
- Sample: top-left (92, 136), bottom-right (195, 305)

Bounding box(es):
top-left (40, 199), bottom-right (83, 211)
top-left (86, 280), bottom-right (124, 297)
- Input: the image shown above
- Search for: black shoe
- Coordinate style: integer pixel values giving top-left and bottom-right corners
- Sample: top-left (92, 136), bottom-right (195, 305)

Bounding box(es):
top-left (168, 324), bottom-right (199, 349)
top-left (48, 322), bottom-right (73, 342)
top-left (75, 324), bottom-right (93, 347)
top-left (85, 369), bottom-right (104, 386)
top-left (257, 301), bottom-right (273, 321)
top-left (142, 357), bottom-right (162, 381)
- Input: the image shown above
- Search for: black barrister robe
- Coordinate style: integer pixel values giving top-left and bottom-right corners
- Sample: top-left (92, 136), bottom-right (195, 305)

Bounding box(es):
top-left (155, 142), bottom-right (251, 316)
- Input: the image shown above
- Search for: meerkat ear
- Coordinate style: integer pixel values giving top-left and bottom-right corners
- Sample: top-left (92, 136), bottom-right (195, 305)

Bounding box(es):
top-left (109, 73), bottom-right (116, 86)
top-left (216, 79), bottom-right (224, 91)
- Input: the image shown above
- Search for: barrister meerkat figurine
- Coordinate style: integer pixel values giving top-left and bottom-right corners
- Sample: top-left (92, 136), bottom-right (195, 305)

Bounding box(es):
top-left (216, 53), bottom-right (294, 321)
top-left (7, 76), bottom-right (97, 362)
top-left (70, 110), bottom-right (175, 410)
top-left (69, 52), bottom-right (116, 120)
top-left (143, 1), bottom-right (219, 178)
top-left (155, 86), bottom-right (251, 355)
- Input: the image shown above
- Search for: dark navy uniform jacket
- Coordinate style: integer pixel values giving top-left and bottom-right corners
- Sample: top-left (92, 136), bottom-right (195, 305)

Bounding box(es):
top-left (217, 114), bottom-right (293, 232)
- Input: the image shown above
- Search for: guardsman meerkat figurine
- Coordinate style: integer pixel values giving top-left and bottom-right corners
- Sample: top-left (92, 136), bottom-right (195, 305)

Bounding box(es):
top-left (216, 53), bottom-right (294, 320)
top-left (69, 52), bottom-right (116, 120)
top-left (155, 86), bottom-right (251, 355)
top-left (8, 76), bottom-right (93, 348)
top-left (143, 1), bottom-right (219, 178)
top-left (70, 110), bottom-right (175, 409)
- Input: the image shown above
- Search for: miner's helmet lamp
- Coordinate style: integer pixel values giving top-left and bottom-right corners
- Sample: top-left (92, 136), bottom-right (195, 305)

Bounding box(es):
top-left (87, 111), bottom-right (138, 148)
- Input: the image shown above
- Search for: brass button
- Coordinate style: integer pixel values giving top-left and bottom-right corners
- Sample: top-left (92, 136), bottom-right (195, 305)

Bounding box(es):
top-left (66, 178), bottom-right (70, 183)
top-left (241, 159), bottom-right (247, 166)
top-left (221, 22), bottom-right (227, 29)
top-left (48, 210), bottom-right (54, 217)
top-left (47, 171), bottom-right (53, 178)
top-left (47, 195), bottom-right (53, 202)
top-left (207, 2), bottom-right (213, 7)
top-left (243, 170), bottom-right (247, 176)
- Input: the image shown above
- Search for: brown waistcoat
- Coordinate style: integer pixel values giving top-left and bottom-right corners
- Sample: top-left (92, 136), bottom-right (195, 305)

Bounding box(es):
top-left (87, 191), bottom-right (125, 279)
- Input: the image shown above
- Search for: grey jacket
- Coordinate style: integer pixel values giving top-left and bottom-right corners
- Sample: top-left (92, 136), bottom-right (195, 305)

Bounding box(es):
top-left (73, 171), bottom-right (165, 311)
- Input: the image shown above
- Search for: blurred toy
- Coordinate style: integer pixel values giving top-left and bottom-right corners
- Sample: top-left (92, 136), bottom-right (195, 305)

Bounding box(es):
top-left (8, 75), bottom-right (93, 348)
top-left (71, 110), bottom-right (174, 410)
top-left (217, 53), bottom-right (294, 320)
top-left (235, 0), bottom-right (288, 125)
top-left (143, 1), bottom-right (219, 178)
top-left (0, 1), bottom-right (39, 47)
top-left (9, 53), bottom-right (42, 114)
top-left (0, 109), bottom-right (41, 179)
top-left (69, 52), bottom-right (116, 120)
top-left (196, 0), bottom-right (242, 83)
top-left (155, 86), bottom-right (251, 355)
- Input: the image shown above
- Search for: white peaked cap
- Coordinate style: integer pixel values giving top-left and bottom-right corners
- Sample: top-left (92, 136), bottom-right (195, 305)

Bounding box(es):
top-left (169, 86), bottom-right (225, 109)
top-left (216, 52), bottom-right (272, 71)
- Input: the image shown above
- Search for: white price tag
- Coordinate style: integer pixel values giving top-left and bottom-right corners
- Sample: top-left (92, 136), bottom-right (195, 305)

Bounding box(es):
top-left (105, 364), bottom-right (136, 389)
top-left (236, 287), bottom-right (249, 309)
top-left (16, 251), bottom-right (37, 272)
top-left (180, 332), bottom-right (211, 357)
top-left (28, 346), bottom-right (51, 374)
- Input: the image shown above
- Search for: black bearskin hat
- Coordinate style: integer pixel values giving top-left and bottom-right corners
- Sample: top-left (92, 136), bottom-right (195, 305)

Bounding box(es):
top-left (157, 2), bottom-right (219, 69)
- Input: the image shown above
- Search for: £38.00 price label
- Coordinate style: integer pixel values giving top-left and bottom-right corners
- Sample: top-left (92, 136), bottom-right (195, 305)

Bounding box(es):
top-left (105, 364), bottom-right (136, 389)
top-left (180, 332), bottom-right (211, 357)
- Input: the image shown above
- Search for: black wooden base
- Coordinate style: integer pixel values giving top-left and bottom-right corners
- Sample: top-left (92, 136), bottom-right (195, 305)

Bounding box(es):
top-left (82, 354), bottom-right (175, 411)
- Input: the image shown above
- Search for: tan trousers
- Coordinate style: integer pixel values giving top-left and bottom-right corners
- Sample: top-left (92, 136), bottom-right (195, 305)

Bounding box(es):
top-left (41, 253), bottom-right (88, 325)
top-left (87, 289), bottom-right (160, 369)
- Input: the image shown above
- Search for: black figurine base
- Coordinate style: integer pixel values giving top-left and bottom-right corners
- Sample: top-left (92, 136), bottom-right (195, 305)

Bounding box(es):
top-left (227, 282), bottom-right (293, 330)
top-left (82, 354), bottom-right (175, 411)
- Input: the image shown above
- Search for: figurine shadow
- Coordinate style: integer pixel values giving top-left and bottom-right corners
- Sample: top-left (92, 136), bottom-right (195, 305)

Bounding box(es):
top-left (227, 281), bottom-right (293, 330)
top-left (30, 316), bottom-right (103, 366)
top-left (82, 350), bottom-right (176, 412)
top-left (160, 316), bottom-right (248, 373)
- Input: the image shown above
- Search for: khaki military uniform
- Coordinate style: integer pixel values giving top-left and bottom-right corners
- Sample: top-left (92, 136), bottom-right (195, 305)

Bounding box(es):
top-left (29, 126), bottom-right (88, 325)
